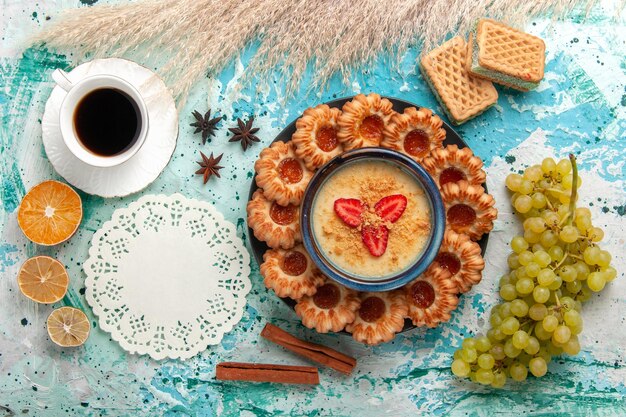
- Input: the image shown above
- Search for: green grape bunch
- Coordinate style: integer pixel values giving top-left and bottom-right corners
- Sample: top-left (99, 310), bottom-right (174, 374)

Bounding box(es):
top-left (450, 155), bottom-right (618, 387)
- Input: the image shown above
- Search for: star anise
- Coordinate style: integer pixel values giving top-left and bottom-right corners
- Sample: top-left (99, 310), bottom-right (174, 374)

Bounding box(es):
top-left (191, 109), bottom-right (223, 145)
top-left (228, 117), bottom-right (260, 151)
top-left (195, 151), bottom-right (224, 184)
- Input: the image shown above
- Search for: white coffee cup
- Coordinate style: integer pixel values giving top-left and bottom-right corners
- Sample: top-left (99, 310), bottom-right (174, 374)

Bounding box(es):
top-left (52, 69), bottom-right (149, 168)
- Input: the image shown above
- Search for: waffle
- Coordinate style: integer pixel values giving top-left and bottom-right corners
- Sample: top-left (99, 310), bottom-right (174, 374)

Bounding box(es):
top-left (420, 36), bottom-right (498, 125)
top-left (466, 19), bottom-right (546, 91)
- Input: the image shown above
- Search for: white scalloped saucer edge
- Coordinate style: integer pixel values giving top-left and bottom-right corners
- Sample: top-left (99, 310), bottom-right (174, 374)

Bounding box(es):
top-left (42, 58), bottom-right (178, 198)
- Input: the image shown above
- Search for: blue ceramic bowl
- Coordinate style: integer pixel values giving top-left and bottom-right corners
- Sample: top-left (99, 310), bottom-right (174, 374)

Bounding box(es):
top-left (300, 148), bottom-right (445, 292)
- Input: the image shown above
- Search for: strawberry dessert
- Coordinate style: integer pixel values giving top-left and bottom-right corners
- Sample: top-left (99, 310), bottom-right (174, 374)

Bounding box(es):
top-left (312, 160), bottom-right (431, 278)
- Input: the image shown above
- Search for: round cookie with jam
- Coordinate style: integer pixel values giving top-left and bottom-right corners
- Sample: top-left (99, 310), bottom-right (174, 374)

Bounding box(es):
top-left (405, 264), bottom-right (459, 328)
top-left (292, 104), bottom-right (343, 170)
top-left (381, 107), bottom-right (446, 162)
top-left (441, 180), bottom-right (497, 241)
top-left (337, 93), bottom-right (395, 150)
top-left (421, 144), bottom-right (486, 189)
top-left (247, 189), bottom-right (301, 249)
top-left (260, 245), bottom-right (325, 299)
top-left (255, 141), bottom-right (314, 206)
top-left (346, 290), bottom-right (408, 345)
top-left (295, 280), bottom-right (360, 333)
top-left (435, 230), bottom-right (485, 293)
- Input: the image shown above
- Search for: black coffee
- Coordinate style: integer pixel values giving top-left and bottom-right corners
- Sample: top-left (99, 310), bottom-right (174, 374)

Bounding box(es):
top-left (73, 88), bottom-right (141, 156)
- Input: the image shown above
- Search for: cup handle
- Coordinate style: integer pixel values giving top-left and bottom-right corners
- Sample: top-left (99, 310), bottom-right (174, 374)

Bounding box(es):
top-left (52, 69), bottom-right (74, 92)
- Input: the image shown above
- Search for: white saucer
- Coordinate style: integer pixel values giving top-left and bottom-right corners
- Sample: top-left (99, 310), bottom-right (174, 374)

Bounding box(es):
top-left (42, 58), bottom-right (178, 198)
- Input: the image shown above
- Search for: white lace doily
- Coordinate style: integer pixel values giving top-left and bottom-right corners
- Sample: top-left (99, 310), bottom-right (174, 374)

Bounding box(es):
top-left (84, 194), bottom-right (251, 360)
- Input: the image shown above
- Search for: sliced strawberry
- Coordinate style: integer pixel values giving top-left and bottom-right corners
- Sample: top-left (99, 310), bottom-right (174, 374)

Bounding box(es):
top-left (361, 225), bottom-right (389, 257)
top-left (334, 198), bottom-right (366, 227)
top-left (375, 194), bottom-right (407, 223)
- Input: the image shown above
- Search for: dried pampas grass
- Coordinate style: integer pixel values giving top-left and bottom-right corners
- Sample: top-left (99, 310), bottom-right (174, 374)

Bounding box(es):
top-left (35, 0), bottom-right (610, 101)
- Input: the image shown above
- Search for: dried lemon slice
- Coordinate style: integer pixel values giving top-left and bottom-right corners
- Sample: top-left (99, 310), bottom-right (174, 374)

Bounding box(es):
top-left (17, 180), bottom-right (82, 246)
top-left (17, 256), bottom-right (69, 304)
top-left (47, 307), bottom-right (90, 347)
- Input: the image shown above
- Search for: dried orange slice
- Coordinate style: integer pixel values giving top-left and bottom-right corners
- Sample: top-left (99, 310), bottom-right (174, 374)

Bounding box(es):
top-left (17, 180), bottom-right (82, 246)
top-left (47, 307), bottom-right (90, 347)
top-left (17, 256), bottom-right (69, 304)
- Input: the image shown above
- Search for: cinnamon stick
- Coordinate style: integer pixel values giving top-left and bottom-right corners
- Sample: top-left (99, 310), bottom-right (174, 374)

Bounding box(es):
top-left (261, 323), bottom-right (356, 375)
top-left (216, 362), bottom-right (319, 385)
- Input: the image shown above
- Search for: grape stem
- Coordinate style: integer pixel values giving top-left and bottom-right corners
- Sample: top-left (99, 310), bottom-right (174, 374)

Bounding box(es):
top-left (566, 154), bottom-right (578, 226)
top-left (544, 188), bottom-right (569, 195)
top-left (560, 155), bottom-right (580, 271)
top-left (520, 317), bottom-right (534, 328)
top-left (558, 215), bottom-right (571, 228)
top-left (553, 253), bottom-right (570, 270)
top-left (555, 293), bottom-right (562, 309)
